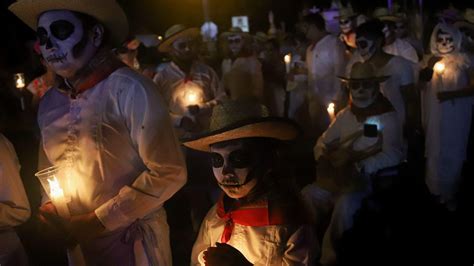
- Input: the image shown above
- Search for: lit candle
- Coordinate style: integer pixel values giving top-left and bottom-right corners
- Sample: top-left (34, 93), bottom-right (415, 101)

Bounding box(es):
top-left (47, 176), bottom-right (70, 218)
top-left (184, 89), bottom-right (200, 105)
top-left (14, 73), bottom-right (26, 89)
top-left (433, 62), bottom-right (445, 75)
top-left (327, 102), bottom-right (336, 122)
top-left (284, 54), bottom-right (291, 74)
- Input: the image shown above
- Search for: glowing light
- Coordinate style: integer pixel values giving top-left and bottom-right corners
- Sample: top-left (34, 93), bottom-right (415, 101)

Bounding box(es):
top-left (14, 73), bottom-right (25, 89)
top-left (158, 35), bottom-right (163, 41)
top-left (327, 102), bottom-right (336, 122)
top-left (47, 176), bottom-right (64, 199)
top-left (284, 54), bottom-right (291, 74)
top-left (185, 89), bottom-right (200, 105)
top-left (434, 62), bottom-right (445, 74)
top-left (365, 117), bottom-right (383, 130)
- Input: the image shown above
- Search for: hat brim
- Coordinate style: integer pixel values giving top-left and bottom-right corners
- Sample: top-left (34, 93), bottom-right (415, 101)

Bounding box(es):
top-left (8, 0), bottom-right (128, 45)
top-left (182, 117), bottom-right (301, 152)
top-left (338, 75), bottom-right (390, 82)
top-left (158, 28), bottom-right (200, 53)
top-left (335, 13), bottom-right (358, 20)
top-left (378, 15), bottom-right (403, 23)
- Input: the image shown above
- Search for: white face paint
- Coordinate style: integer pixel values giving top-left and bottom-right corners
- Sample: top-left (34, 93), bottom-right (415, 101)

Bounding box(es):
top-left (349, 81), bottom-right (379, 108)
top-left (210, 141), bottom-right (258, 199)
top-left (37, 10), bottom-right (99, 79)
top-left (339, 18), bottom-right (353, 34)
top-left (436, 30), bottom-right (455, 54)
top-left (227, 34), bottom-right (243, 56)
top-left (356, 37), bottom-right (376, 61)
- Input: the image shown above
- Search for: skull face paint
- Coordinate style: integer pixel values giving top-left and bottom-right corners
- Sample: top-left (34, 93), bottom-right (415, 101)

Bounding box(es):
top-left (339, 18), bottom-right (354, 34)
top-left (436, 30), bottom-right (455, 54)
top-left (349, 81), bottom-right (379, 108)
top-left (37, 10), bottom-right (99, 79)
top-left (356, 36), bottom-right (377, 61)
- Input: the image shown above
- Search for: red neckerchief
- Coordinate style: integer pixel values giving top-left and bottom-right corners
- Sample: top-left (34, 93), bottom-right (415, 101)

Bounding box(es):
top-left (350, 94), bottom-right (395, 122)
top-left (216, 194), bottom-right (287, 243)
top-left (60, 51), bottom-right (125, 98)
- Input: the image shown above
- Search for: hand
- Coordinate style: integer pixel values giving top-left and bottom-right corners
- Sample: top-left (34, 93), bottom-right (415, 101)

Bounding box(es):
top-left (203, 243), bottom-right (252, 266)
top-left (180, 116), bottom-right (197, 132)
top-left (428, 56), bottom-right (442, 69)
top-left (187, 105), bottom-right (200, 116)
top-left (38, 202), bottom-right (76, 247)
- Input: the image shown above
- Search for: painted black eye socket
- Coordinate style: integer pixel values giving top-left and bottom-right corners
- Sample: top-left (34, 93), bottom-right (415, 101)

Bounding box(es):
top-left (446, 37), bottom-right (453, 42)
top-left (50, 20), bottom-right (75, 41)
top-left (210, 153), bottom-right (224, 168)
top-left (228, 150), bottom-right (252, 169)
top-left (37, 27), bottom-right (48, 45)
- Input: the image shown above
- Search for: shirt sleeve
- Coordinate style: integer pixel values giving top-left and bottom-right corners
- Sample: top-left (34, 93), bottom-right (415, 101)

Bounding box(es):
top-left (0, 134), bottom-right (31, 228)
top-left (281, 225), bottom-right (316, 266)
top-left (398, 58), bottom-right (416, 87)
top-left (191, 206), bottom-right (215, 266)
top-left (95, 76), bottom-right (187, 231)
top-left (359, 113), bottom-right (404, 174)
top-left (313, 110), bottom-right (346, 160)
top-left (199, 67), bottom-right (227, 114)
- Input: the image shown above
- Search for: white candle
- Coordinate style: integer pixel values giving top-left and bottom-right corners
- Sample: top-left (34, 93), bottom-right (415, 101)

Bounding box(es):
top-left (284, 54), bottom-right (291, 74)
top-left (327, 102), bottom-right (336, 122)
top-left (47, 176), bottom-right (70, 218)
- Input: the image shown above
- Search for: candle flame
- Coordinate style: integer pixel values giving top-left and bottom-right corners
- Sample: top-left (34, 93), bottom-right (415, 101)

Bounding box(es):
top-left (185, 90), bottom-right (200, 105)
top-left (434, 62), bottom-right (445, 74)
top-left (327, 102), bottom-right (335, 114)
top-left (15, 75), bottom-right (25, 89)
top-left (284, 54), bottom-right (291, 64)
top-left (47, 176), bottom-right (64, 199)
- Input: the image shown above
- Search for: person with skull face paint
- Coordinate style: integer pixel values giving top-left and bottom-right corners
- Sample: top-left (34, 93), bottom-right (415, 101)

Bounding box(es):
top-left (303, 62), bottom-right (404, 266)
top-left (302, 13), bottom-right (346, 137)
top-left (346, 20), bottom-right (416, 142)
top-left (419, 23), bottom-right (474, 211)
top-left (220, 28), bottom-right (264, 103)
top-left (9, 0), bottom-right (187, 265)
top-left (336, 5), bottom-right (365, 56)
top-left (373, 7), bottom-right (419, 65)
top-left (154, 24), bottom-right (226, 138)
top-left (184, 100), bottom-right (316, 266)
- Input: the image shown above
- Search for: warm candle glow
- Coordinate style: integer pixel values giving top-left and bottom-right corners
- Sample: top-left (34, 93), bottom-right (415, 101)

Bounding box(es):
top-left (434, 62), bottom-right (445, 74)
top-left (47, 176), bottom-right (65, 199)
top-left (185, 89), bottom-right (200, 105)
top-left (284, 54), bottom-right (291, 64)
top-left (284, 54), bottom-right (291, 74)
top-left (327, 102), bottom-right (336, 121)
top-left (14, 73), bottom-right (26, 89)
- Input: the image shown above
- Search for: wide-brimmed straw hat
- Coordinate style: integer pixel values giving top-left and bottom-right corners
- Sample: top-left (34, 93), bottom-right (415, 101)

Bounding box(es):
top-left (338, 62), bottom-right (390, 82)
top-left (8, 0), bottom-right (128, 45)
top-left (158, 24), bottom-right (200, 53)
top-left (373, 7), bottom-right (403, 23)
top-left (454, 9), bottom-right (474, 31)
top-left (220, 27), bottom-right (249, 38)
top-left (335, 6), bottom-right (358, 20)
top-left (182, 100), bottom-right (300, 152)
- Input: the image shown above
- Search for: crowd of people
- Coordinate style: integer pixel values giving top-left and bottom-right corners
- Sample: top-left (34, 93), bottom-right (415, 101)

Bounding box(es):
top-left (1, 0), bottom-right (473, 265)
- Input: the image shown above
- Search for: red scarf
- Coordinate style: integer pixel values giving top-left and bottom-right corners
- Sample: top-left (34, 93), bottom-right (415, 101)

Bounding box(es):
top-left (350, 94), bottom-right (395, 122)
top-left (216, 195), bottom-right (288, 243)
top-left (59, 51), bottom-right (125, 97)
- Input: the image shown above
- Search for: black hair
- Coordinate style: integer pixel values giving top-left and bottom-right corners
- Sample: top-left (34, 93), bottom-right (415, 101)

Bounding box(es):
top-left (302, 13), bottom-right (326, 31)
top-left (355, 19), bottom-right (385, 43)
top-left (71, 11), bottom-right (109, 58)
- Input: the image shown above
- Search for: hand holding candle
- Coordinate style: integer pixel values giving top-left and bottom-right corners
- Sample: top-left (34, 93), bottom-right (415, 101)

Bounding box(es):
top-left (433, 62), bottom-right (445, 75)
top-left (36, 166), bottom-right (71, 218)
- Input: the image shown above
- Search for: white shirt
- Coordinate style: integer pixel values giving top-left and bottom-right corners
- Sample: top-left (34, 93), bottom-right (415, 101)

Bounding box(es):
top-left (38, 67), bottom-right (187, 264)
top-left (153, 61), bottom-right (225, 129)
top-left (191, 204), bottom-right (314, 266)
top-left (222, 56), bottom-right (264, 102)
top-left (306, 34), bottom-right (346, 106)
top-left (314, 107), bottom-right (404, 175)
top-left (383, 38), bottom-right (419, 64)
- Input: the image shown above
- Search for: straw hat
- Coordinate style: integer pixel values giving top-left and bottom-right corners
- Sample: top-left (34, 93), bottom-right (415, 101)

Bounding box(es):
top-left (158, 24), bottom-right (200, 53)
top-left (220, 27), bottom-right (249, 38)
top-left (8, 0), bottom-right (128, 45)
top-left (373, 7), bottom-right (403, 23)
top-left (338, 62), bottom-right (389, 83)
top-left (182, 100), bottom-right (300, 152)
top-left (335, 6), bottom-right (358, 20)
top-left (254, 31), bottom-right (269, 42)
top-left (454, 9), bottom-right (474, 31)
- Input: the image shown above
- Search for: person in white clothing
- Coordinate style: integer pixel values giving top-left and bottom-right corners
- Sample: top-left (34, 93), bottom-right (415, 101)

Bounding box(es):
top-left (0, 134), bottom-right (30, 266)
top-left (155, 24), bottom-right (226, 138)
top-left (373, 7), bottom-right (419, 64)
top-left (302, 13), bottom-right (347, 136)
top-left (9, 0), bottom-right (187, 265)
top-left (184, 100), bottom-right (315, 266)
top-left (419, 23), bottom-right (474, 211)
top-left (303, 62), bottom-right (404, 266)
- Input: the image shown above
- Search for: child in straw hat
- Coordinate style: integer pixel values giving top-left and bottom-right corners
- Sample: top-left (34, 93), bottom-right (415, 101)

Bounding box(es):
top-left (184, 100), bottom-right (316, 265)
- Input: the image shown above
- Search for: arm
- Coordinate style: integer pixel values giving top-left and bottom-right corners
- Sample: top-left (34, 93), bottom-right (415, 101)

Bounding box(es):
top-left (0, 135), bottom-right (30, 228)
top-left (191, 206), bottom-right (214, 266)
top-left (95, 77), bottom-right (187, 231)
top-left (282, 225), bottom-right (316, 266)
top-left (194, 67), bottom-right (227, 116)
top-left (313, 110), bottom-right (345, 160)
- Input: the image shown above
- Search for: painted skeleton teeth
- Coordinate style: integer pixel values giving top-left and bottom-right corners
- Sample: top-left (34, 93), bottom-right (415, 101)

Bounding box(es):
top-left (47, 53), bottom-right (67, 63)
